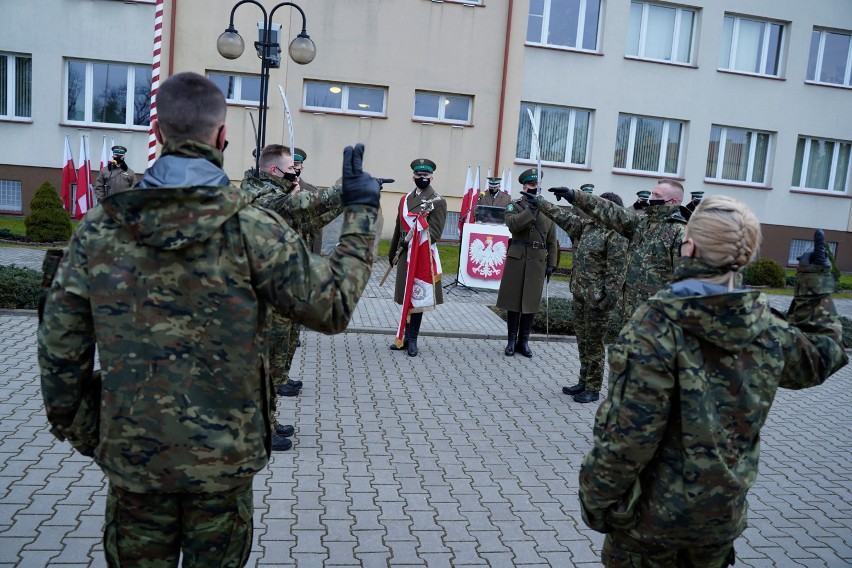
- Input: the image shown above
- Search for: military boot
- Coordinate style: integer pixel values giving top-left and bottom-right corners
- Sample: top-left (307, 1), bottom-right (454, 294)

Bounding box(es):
top-left (517, 313), bottom-right (534, 358)
top-left (562, 384), bottom-right (584, 396)
top-left (407, 312), bottom-right (423, 357)
top-left (390, 326), bottom-right (409, 351)
top-left (573, 390), bottom-right (600, 404)
top-left (505, 311), bottom-right (520, 356)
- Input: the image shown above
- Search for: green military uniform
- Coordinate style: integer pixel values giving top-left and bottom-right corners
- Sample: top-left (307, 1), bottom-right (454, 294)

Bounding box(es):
top-left (570, 190), bottom-right (686, 324)
top-left (477, 179), bottom-right (512, 208)
top-left (38, 139), bottom-right (375, 566)
top-left (537, 199), bottom-right (627, 393)
top-left (241, 171), bottom-right (343, 398)
top-left (579, 256), bottom-right (847, 565)
top-left (94, 145), bottom-right (136, 201)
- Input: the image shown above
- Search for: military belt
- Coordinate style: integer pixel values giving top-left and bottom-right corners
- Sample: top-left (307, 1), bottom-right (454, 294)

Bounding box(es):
top-left (511, 239), bottom-right (546, 249)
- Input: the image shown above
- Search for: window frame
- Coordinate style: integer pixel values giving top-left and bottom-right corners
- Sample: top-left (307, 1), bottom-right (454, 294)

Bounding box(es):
top-left (613, 113), bottom-right (685, 176)
top-left (626, 1), bottom-right (697, 66)
top-left (0, 179), bottom-right (22, 212)
top-left (516, 102), bottom-right (593, 168)
top-left (0, 52), bottom-right (32, 121)
top-left (526, 0), bottom-right (603, 53)
top-left (413, 91), bottom-right (473, 125)
top-left (207, 72), bottom-right (262, 105)
top-left (791, 135), bottom-right (852, 194)
top-left (806, 28), bottom-right (852, 88)
top-left (718, 14), bottom-right (786, 78)
top-left (64, 59), bottom-right (151, 129)
top-left (705, 125), bottom-right (773, 187)
top-left (788, 238), bottom-right (837, 266)
top-left (302, 80), bottom-right (388, 117)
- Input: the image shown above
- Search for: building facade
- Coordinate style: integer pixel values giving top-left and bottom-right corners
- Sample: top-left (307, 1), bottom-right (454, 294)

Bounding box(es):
top-left (2, 0), bottom-right (851, 269)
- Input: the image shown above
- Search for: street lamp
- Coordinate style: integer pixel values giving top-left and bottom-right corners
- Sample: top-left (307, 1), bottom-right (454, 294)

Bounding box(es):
top-left (217, 0), bottom-right (316, 174)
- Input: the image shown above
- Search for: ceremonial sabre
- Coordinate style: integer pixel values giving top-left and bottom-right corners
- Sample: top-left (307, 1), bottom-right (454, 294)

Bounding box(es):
top-left (278, 85), bottom-right (295, 154)
top-left (527, 108), bottom-right (549, 336)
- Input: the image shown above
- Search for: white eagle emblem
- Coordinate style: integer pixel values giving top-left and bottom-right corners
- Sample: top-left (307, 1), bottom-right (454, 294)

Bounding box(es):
top-left (469, 235), bottom-right (507, 278)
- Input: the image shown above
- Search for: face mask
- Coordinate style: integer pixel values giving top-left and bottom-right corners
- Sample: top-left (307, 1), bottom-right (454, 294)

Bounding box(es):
top-left (282, 171), bottom-right (298, 183)
top-left (414, 177), bottom-right (430, 189)
top-left (648, 199), bottom-right (666, 207)
top-left (526, 187), bottom-right (539, 195)
top-left (293, 168), bottom-right (302, 177)
top-left (489, 187), bottom-right (499, 194)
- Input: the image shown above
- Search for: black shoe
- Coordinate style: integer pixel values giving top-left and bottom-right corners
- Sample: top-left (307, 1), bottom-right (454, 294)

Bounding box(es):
top-left (517, 341), bottom-right (533, 358)
top-left (562, 383), bottom-right (584, 396)
top-left (272, 433), bottom-right (293, 451)
top-left (389, 341), bottom-right (408, 351)
top-left (407, 338), bottom-right (418, 357)
top-left (504, 339), bottom-right (516, 357)
top-left (573, 390), bottom-right (600, 404)
top-left (277, 383), bottom-right (301, 397)
top-left (275, 424), bottom-right (295, 437)
top-left (287, 380), bottom-right (303, 389)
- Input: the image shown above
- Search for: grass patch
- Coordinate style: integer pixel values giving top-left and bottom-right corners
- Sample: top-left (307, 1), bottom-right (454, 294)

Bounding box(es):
top-left (0, 216), bottom-right (27, 234)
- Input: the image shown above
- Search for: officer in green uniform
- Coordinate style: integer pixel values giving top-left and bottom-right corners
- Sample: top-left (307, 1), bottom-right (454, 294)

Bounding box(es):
top-left (497, 168), bottom-right (558, 358)
top-left (535, 184), bottom-right (628, 403)
top-left (38, 72), bottom-right (380, 567)
top-left (94, 145), bottom-right (136, 202)
top-left (477, 177), bottom-right (511, 208)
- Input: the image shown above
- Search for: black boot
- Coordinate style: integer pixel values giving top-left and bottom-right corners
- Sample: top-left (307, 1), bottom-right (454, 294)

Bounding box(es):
top-left (407, 312), bottom-right (422, 357)
top-left (505, 311), bottom-right (520, 356)
top-left (517, 313), bottom-right (534, 358)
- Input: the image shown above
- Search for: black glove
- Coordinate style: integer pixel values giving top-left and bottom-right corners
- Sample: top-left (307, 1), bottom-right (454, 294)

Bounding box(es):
top-left (119, 161), bottom-right (128, 172)
top-left (545, 266), bottom-right (555, 281)
top-left (548, 187), bottom-right (575, 203)
top-left (341, 143), bottom-right (381, 208)
top-left (798, 229), bottom-right (830, 266)
top-left (520, 191), bottom-right (542, 206)
top-left (375, 178), bottom-right (395, 189)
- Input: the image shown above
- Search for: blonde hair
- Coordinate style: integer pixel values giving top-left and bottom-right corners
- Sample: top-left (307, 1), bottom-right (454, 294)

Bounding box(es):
top-left (685, 195), bottom-right (762, 290)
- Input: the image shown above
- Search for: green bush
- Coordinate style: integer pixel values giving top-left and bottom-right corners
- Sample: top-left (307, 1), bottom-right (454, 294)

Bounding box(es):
top-left (24, 182), bottom-right (72, 243)
top-left (0, 265), bottom-right (41, 309)
top-left (742, 258), bottom-right (786, 288)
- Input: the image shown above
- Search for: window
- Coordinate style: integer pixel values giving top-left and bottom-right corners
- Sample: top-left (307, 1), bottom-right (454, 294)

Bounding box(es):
top-left (208, 72), bottom-right (261, 105)
top-left (627, 2), bottom-right (696, 65)
top-left (705, 125), bottom-right (771, 185)
top-left (526, 0), bottom-right (602, 51)
top-left (0, 53), bottom-right (32, 119)
top-left (807, 29), bottom-right (852, 87)
top-left (65, 60), bottom-right (151, 127)
top-left (789, 238), bottom-right (837, 266)
top-left (0, 180), bottom-right (22, 212)
top-left (792, 136), bottom-right (851, 193)
top-left (613, 114), bottom-right (684, 175)
top-left (719, 15), bottom-right (785, 77)
top-left (516, 103), bottom-right (592, 167)
top-left (303, 81), bottom-right (387, 117)
top-left (414, 91), bottom-right (472, 124)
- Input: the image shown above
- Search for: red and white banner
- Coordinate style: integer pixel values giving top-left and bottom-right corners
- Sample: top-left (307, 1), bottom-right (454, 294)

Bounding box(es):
top-left (395, 194), bottom-right (442, 348)
top-left (60, 135), bottom-right (76, 212)
top-left (95, 135), bottom-right (109, 206)
top-left (457, 166), bottom-right (474, 233)
top-left (501, 167), bottom-right (513, 197)
top-left (75, 136), bottom-right (93, 219)
top-left (457, 222), bottom-right (512, 290)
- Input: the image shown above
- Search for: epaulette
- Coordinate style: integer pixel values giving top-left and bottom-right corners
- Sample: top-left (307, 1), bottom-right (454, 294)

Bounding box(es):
top-left (668, 209), bottom-right (688, 223)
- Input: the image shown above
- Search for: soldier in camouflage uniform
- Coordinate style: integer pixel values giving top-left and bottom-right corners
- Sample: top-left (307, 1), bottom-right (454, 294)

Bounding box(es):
top-left (550, 181), bottom-right (687, 326)
top-left (578, 196), bottom-right (848, 566)
top-left (535, 190), bottom-right (628, 403)
top-left (38, 72), bottom-right (380, 567)
top-left (241, 145), bottom-right (343, 436)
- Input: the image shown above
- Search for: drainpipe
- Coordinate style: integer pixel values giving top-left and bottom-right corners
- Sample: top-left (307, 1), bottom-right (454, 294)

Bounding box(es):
top-left (494, 0), bottom-right (514, 172)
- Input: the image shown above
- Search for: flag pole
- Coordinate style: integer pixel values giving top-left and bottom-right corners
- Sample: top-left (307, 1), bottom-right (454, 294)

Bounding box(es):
top-left (147, 0), bottom-right (164, 168)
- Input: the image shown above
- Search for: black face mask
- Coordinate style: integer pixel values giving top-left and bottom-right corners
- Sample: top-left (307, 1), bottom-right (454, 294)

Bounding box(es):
top-left (525, 187), bottom-right (539, 195)
top-left (414, 177), bottom-right (430, 189)
top-left (282, 171), bottom-right (299, 183)
top-left (293, 168), bottom-right (301, 177)
top-left (648, 199), bottom-right (666, 207)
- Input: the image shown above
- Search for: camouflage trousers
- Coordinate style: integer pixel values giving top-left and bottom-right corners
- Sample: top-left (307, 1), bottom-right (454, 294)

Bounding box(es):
top-left (573, 297), bottom-right (608, 393)
top-left (268, 314), bottom-right (302, 389)
top-left (104, 481), bottom-right (253, 567)
top-left (602, 533), bottom-right (735, 567)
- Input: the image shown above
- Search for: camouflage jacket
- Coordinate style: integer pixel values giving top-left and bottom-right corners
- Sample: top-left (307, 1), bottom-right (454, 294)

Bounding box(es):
top-left (39, 142), bottom-right (376, 494)
top-left (579, 257), bottom-right (848, 548)
top-left (538, 200), bottom-right (627, 304)
top-left (241, 170), bottom-right (343, 240)
top-left (571, 191), bottom-right (686, 318)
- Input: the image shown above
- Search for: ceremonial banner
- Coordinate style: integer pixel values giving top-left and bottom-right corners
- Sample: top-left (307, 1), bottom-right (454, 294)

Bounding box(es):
top-left (75, 135), bottom-right (92, 219)
top-left (457, 222), bottom-right (512, 290)
top-left (60, 135), bottom-right (76, 212)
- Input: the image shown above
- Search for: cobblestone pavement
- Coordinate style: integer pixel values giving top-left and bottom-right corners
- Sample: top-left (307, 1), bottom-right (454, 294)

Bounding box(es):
top-left (1, 245), bottom-right (851, 567)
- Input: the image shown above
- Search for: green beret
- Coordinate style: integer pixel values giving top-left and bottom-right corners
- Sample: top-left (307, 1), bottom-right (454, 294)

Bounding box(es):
top-left (580, 184), bottom-right (594, 193)
top-left (518, 168), bottom-right (538, 185)
top-left (411, 158), bottom-right (436, 173)
top-left (111, 145), bottom-right (127, 155)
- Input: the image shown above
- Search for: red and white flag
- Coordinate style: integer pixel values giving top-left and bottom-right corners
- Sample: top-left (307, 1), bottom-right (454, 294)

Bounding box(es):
top-left (501, 168), bottom-right (513, 197)
top-left (75, 136), bottom-right (93, 219)
top-left (95, 136), bottom-right (109, 206)
top-left (60, 135), bottom-right (76, 212)
top-left (395, 194), bottom-right (442, 348)
top-left (457, 166), bottom-right (474, 234)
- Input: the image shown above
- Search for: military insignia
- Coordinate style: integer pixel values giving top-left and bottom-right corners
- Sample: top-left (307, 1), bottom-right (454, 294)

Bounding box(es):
top-left (506, 203), bottom-right (515, 212)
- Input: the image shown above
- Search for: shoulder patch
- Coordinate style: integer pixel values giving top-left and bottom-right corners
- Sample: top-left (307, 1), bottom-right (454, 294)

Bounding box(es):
top-left (506, 203), bottom-right (515, 212)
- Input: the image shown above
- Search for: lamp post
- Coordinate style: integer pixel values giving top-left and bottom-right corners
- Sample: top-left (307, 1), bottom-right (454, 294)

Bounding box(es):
top-left (217, 0), bottom-right (316, 175)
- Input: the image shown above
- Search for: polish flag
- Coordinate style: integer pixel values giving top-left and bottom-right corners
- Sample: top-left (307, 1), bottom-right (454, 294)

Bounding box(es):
top-left (95, 136), bottom-right (109, 206)
top-left (60, 135), bottom-right (76, 212)
top-left (468, 166), bottom-right (481, 225)
top-left (501, 168), bottom-right (513, 198)
top-left (457, 165), bottom-right (474, 234)
top-left (75, 136), bottom-right (93, 219)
